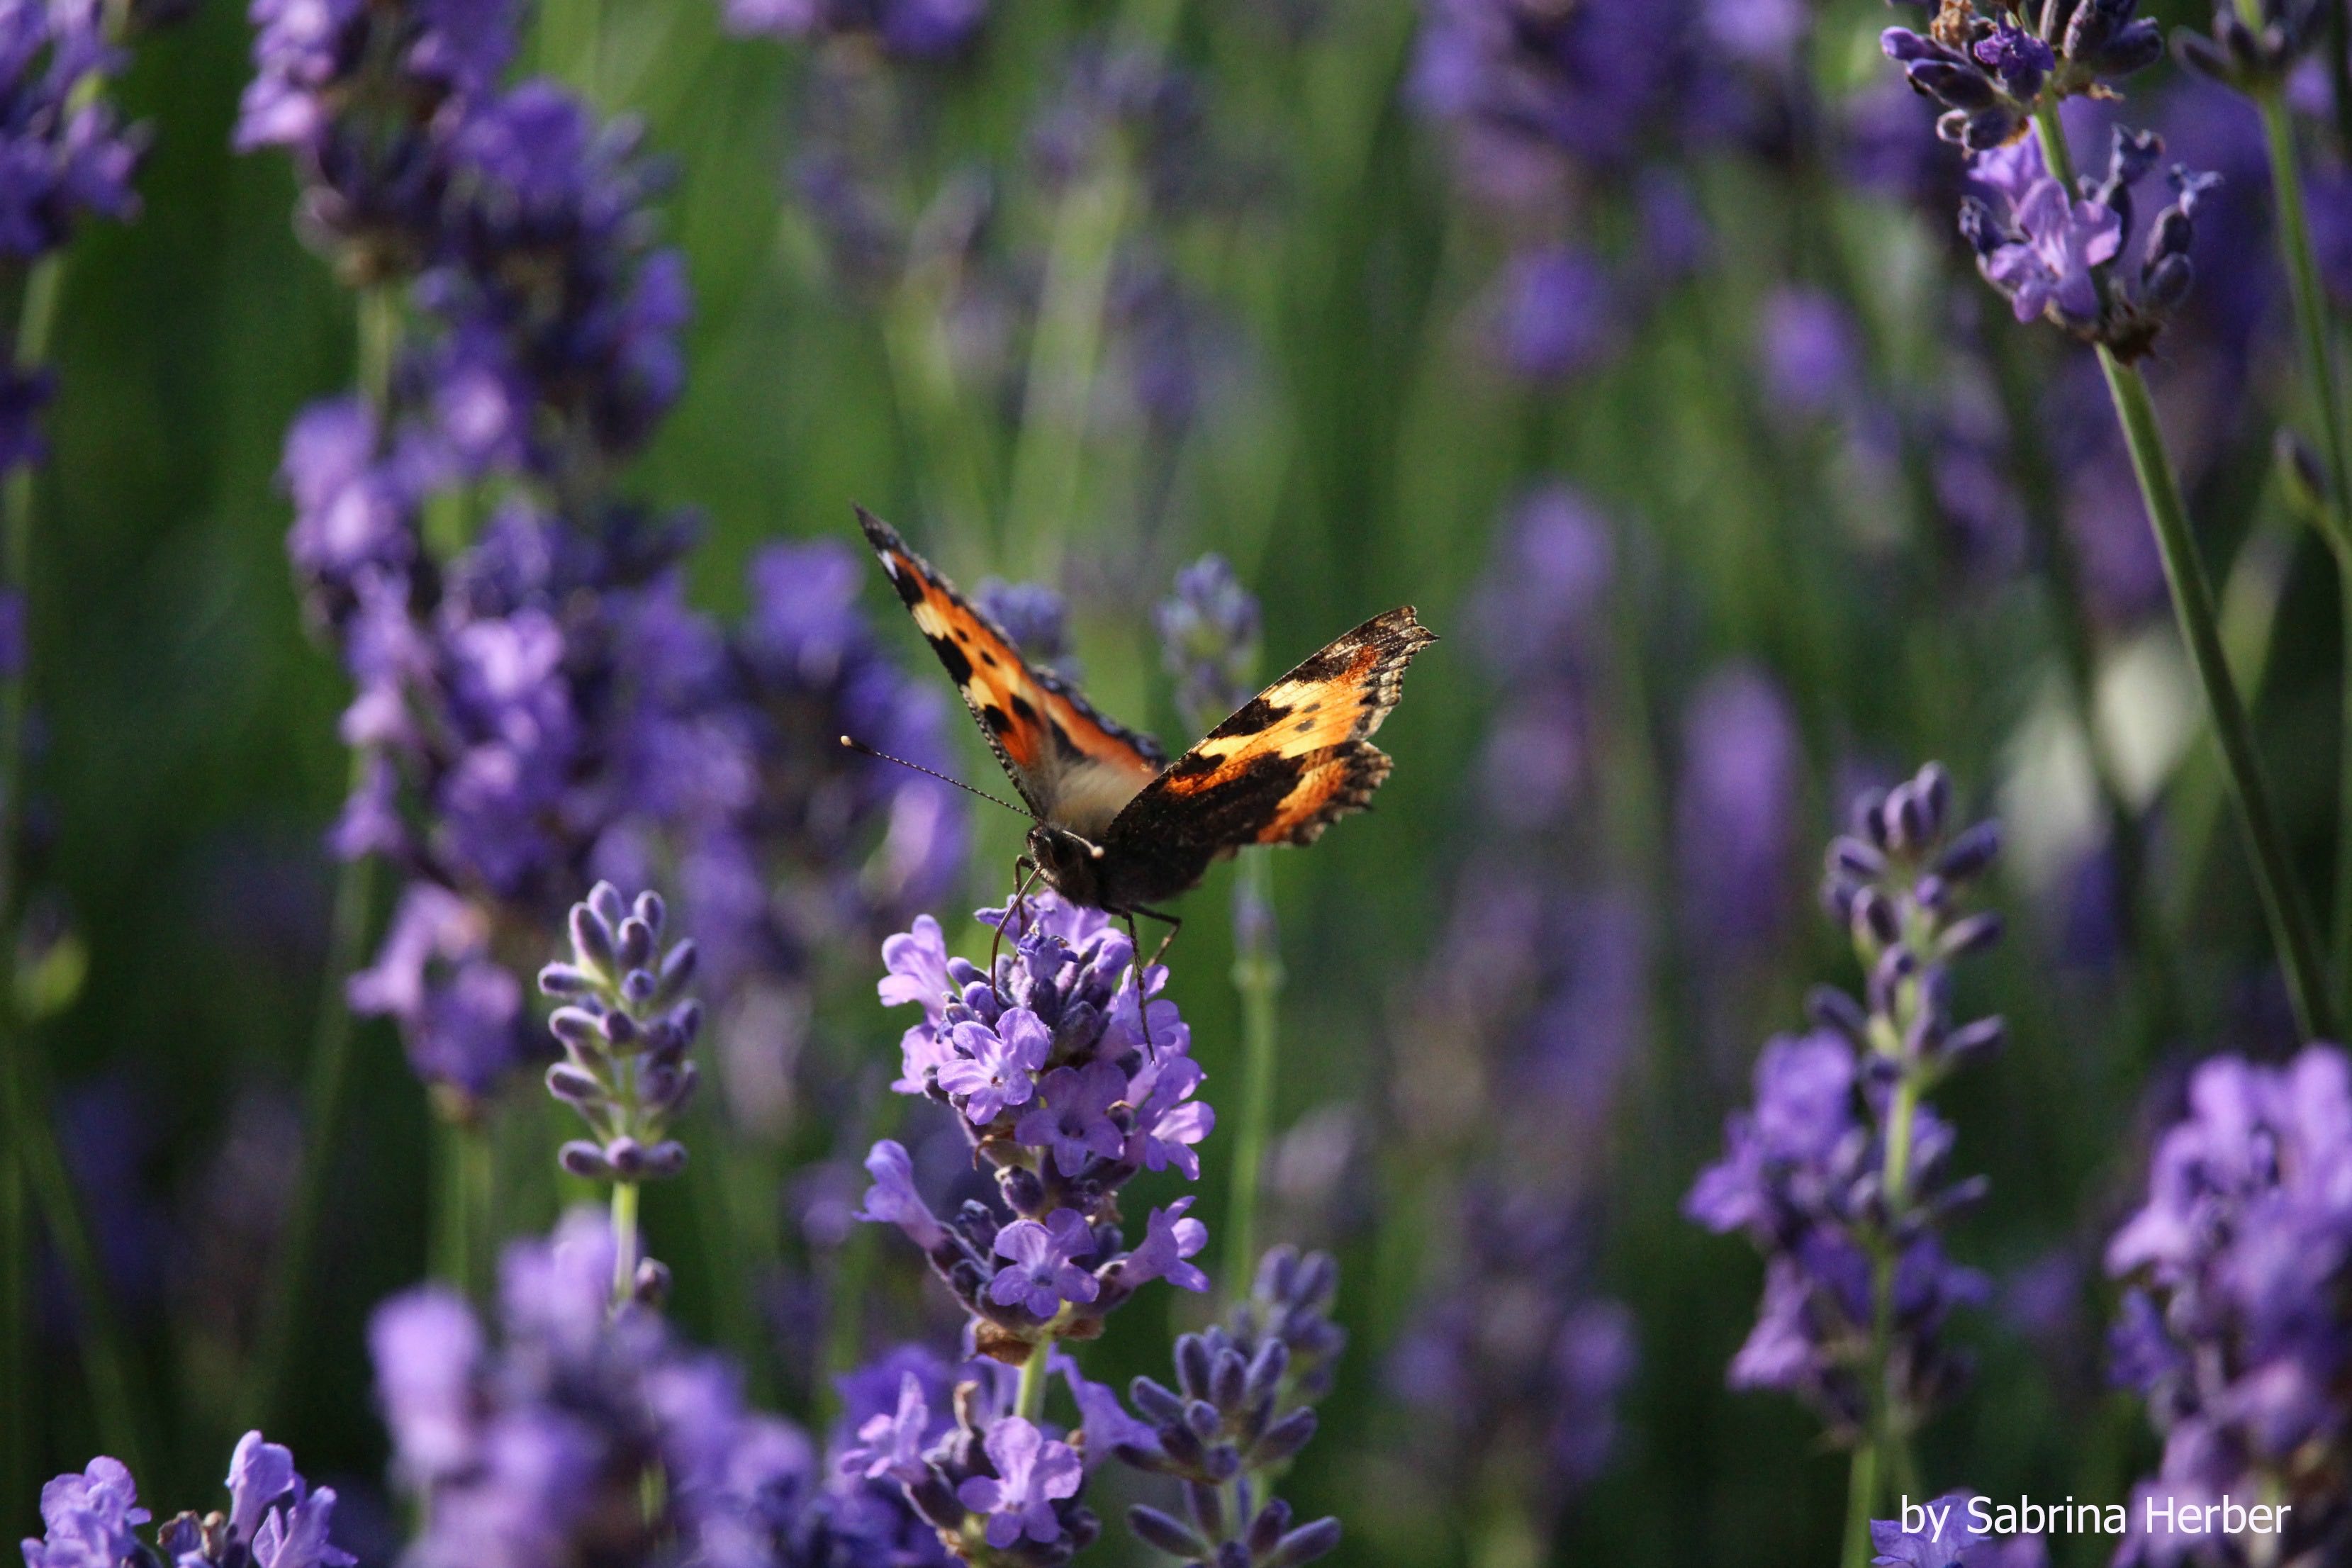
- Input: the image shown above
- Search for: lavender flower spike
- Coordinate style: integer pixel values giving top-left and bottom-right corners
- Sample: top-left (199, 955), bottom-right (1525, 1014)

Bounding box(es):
top-left (539, 881), bottom-right (702, 1185)
top-left (18, 1457), bottom-right (147, 1568)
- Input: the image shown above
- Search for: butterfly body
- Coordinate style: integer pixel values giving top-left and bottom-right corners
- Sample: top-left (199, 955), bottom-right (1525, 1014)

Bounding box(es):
top-left (856, 505), bottom-right (1433, 917)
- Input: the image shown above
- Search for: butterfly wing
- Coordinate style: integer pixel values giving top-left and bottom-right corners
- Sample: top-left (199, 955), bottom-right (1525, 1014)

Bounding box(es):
top-left (856, 506), bottom-right (1167, 836)
top-left (1096, 607), bottom-right (1436, 907)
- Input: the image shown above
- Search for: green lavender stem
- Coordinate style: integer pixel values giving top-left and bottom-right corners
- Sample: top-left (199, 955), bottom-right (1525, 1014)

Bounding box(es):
top-left (0, 252), bottom-right (147, 1482)
top-left (2031, 108), bottom-right (2334, 1040)
top-left (435, 1117), bottom-right (493, 1297)
top-left (2241, 74), bottom-right (2352, 1021)
top-left (1222, 851), bottom-right (1282, 1300)
top-left (1015, 1332), bottom-right (1053, 1423)
top-left (245, 285), bottom-right (401, 1431)
top-left (610, 1178), bottom-right (640, 1306)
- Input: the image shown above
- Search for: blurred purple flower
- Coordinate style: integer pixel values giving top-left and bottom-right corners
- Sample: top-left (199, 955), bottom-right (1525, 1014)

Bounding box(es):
top-left (1676, 663), bottom-right (1800, 955)
top-left (2105, 1045), bottom-right (2352, 1565)
top-left (1156, 553), bottom-right (1260, 732)
top-left (18, 1457), bottom-right (147, 1568)
top-left (1757, 289), bottom-right (1862, 418)
top-left (1492, 245), bottom-right (1619, 383)
top-left (719, 0), bottom-right (987, 57)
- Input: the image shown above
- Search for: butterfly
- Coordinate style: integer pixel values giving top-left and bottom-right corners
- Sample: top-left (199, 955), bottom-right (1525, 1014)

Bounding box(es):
top-left (852, 505), bottom-right (1435, 970)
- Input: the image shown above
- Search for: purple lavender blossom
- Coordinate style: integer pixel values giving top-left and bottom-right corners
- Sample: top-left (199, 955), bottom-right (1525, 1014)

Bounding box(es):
top-left (718, 0), bottom-right (987, 57)
top-left (1491, 245), bottom-right (1620, 383)
top-left (1113, 1245), bottom-right (1345, 1567)
top-left (986, 1211), bottom-right (1100, 1318)
top-left (1156, 554), bottom-right (1260, 732)
top-left (1689, 764), bottom-right (2003, 1443)
top-left (21, 1435), bottom-right (356, 1568)
top-left (2104, 1045), bottom-right (2352, 1567)
top-left (862, 890), bottom-right (1214, 1352)
top-left (18, 1457), bottom-right (147, 1568)
top-left (539, 881), bottom-right (702, 1183)
top-left (1870, 1494), bottom-right (2049, 1567)
top-left (0, 1), bottom-right (145, 257)
top-left (371, 1208), bottom-right (824, 1567)
top-left (1757, 289), bottom-right (1864, 418)
top-left (1677, 663), bottom-right (1800, 955)
top-left (956, 1419), bottom-right (1082, 1549)
top-left (346, 883), bottom-right (527, 1104)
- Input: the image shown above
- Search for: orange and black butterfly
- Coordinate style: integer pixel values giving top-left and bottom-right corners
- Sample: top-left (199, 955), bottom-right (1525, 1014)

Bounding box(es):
top-left (853, 506), bottom-right (1435, 955)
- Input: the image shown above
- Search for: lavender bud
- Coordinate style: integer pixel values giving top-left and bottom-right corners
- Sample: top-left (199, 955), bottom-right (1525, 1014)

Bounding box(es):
top-left (1247, 1499), bottom-right (1292, 1559)
top-left (1002, 1165), bottom-right (1047, 1215)
top-left (570, 905), bottom-right (616, 976)
top-left (546, 1063), bottom-right (604, 1105)
top-left (588, 881), bottom-right (627, 925)
top-left (1830, 836), bottom-right (1886, 880)
top-left (559, 1141), bottom-right (612, 1179)
top-left (1944, 1016), bottom-right (2006, 1062)
top-left (632, 1256), bottom-right (671, 1306)
top-left (600, 1008), bottom-right (639, 1048)
top-left (2141, 253), bottom-right (2195, 313)
top-left (909, 1474), bottom-right (965, 1530)
top-left (538, 963), bottom-right (595, 996)
top-left (1807, 985), bottom-right (1871, 1044)
top-left (1270, 1518), bottom-right (1343, 1567)
top-left (1252, 1408), bottom-right (1317, 1467)
top-left (1132, 1377), bottom-right (1185, 1424)
top-left (1130, 1506), bottom-right (1210, 1559)
top-left (1186, 1480), bottom-right (1226, 1541)
top-left (607, 1137), bottom-right (649, 1178)
top-left (1177, 1333), bottom-right (1212, 1399)
top-left (550, 1006), bottom-right (600, 1048)
top-left (1932, 821), bottom-right (2002, 881)
top-left (656, 940), bottom-right (698, 1002)
top-left (615, 916), bottom-right (654, 971)
top-left (1942, 912), bottom-right (2005, 956)
top-left (632, 890), bottom-right (665, 936)
top-left (1852, 887), bottom-right (1901, 947)
top-left (642, 1141), bottom-right (688, 1180)
top-left (668, 998), bottom-right (702, 1043)
top-left (621, 968), bottom-right (656, 1004)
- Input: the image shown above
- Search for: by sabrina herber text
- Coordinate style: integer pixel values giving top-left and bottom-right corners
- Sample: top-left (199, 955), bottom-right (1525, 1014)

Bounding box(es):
top-left (1898, 1495), bottom-right (2295, 1543)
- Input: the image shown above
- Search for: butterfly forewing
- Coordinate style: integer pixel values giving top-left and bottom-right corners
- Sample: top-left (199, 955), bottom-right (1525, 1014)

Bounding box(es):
top-left (856, 507), bottom-right (1166, 839)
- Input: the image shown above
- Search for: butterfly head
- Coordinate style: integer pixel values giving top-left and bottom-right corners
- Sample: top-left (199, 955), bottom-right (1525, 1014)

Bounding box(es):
top-left (1027, 823), bottom-right (1107, 908)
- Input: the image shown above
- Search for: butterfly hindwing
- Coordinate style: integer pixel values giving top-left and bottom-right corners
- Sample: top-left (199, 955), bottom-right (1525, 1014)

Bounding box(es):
top-left (856, 507), bottom-right (1166, 836)
top-left (1095, 607), bottom-right (1435, 909)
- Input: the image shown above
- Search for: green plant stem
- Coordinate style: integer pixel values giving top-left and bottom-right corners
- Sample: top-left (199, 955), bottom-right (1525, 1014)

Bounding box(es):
top-left (434, 1118), bottom-right (493, 1297)
top-left (2246, 80), bottom-right (2352, 1021)
top-left (2032, 108), bottom-right (2334, 1040)
top-left (2099, 353), bottom-right (2332, 1038)
top-left (1840, 1440), bottom-right (1881, 1568)
top-left (999, 0), bottom-right (1184, 571)
top-left (0, 252), bottom-right (147, 1482)
top-left (1222, 851), bottom-right (1282, 1299)
top-left (1015, 1333), bottom-right (1052, 1424)
top-left (244, 286), bottom-right (401, 1430)
top-left (610, 1179), bottom-right (640, 1306)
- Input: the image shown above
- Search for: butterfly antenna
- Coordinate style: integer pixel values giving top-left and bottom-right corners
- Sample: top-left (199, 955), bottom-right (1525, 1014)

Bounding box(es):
top-left (839, 736), bottom-right (1035, 820)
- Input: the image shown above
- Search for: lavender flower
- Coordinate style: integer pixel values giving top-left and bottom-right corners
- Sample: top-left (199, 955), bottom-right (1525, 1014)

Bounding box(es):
top-left (1113, 1247), bottom-right (1344, 1568)
top-left (19, 1435), bottom-right (354, 1568)
top-left (0, 0), bottom-right (172, 480)
top-left (1155, 554), bottom-right (1260, 733)
top-left (539, 881), bottom-right (701, 1183)
top-left (956, 1420), bottom-right (1082, 1549)
top-left (1881, 4), bottom-right (2213, 358)
top-left (1869, 1494), bottom-right (2049, 1567)
top-left (1884, 0), bottom-right (2159, 151)
top-left (861, 892), bottom-right (1211, 1355)
top-left (371, 1208), bottom-right (822, 1567)
top-left (18, 1457), bottom-right (147, 1568)
top-left (1689, 763), bottom-right (2002, 1444)
top-left (2104, 1045), bottom-right (2352, 1567)
top-left (718, 0), bottom-right (987, 57)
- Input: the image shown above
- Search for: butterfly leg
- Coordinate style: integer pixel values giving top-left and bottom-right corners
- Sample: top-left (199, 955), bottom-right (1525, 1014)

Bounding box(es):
top-left (1121, 906), bottom-right (1184, 1051)
top-left (990, 856), bottom-right (1042, 1006)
